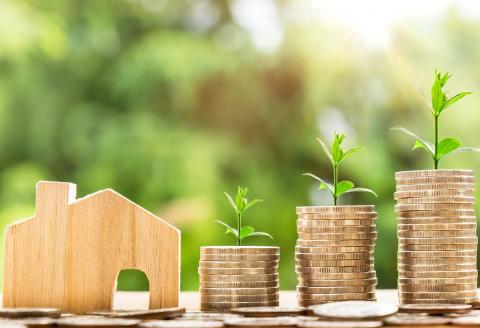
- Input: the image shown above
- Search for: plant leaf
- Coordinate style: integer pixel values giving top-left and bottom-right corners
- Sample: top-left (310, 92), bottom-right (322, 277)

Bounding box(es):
top-left (341, 147), bottom-right (362, 163)
top-left (435, 137), bottom-right (462, 160)
top-left (431, 75), bottom-right (444, 116)
top-left (243, 198), bottom-right (263, 213)
top-left (224, 192), bottom-right (238, 214)
top-left (243, 231), bottom-right (274, 240)
top-left (441, 92), bottom-right (473, 113)
top-left (454, 146), bottom-right (480, 153)
top-left (302, 173), bottom-right (334, 195)
top-left (235, 186), bottom-right (247, 213)
top-left (391, 126), bottom-right (434, 157)
top-left (331, 132), bottom-right (346, 165)
top-left (335, 180), bottom-right (354, 197)
top-left (239, 225), bottom-right (255, 240)
top-left (317, 137), bottom-right (333, 164)
top-left (214, 220), bottom-right (238, 238)
top-left (344, 187), bottom-right (378, 197)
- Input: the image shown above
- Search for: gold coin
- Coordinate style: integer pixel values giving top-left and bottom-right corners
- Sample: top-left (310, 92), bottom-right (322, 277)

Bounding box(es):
top-left (395, 203), bottom-right (475, 212)
top-left (200, 301), bottom-right (279, 311)
top-left (396, 176), bottom-right (476, 185)
top-left (295, 252), bottom-right (373, 260)
top-left (450, 316), bottom-right (480, 326)
top-left (199, 260), bottom-right (279, 268)
top-left (223, 317), bottom-right (298, 327)
top-left (297, 226), bottom-right (376, 233)
top-left (395, 189), bottom-right (475, 199)
top-left (298, 299), bottom-right (376, 308)
top-left (398, 297), bottom-right (476, 305)
top-left (296, 206), bottom-right (375, 214)
top-left (90, 308), bottom-right (186, 320)
top-left (396, 210), bottom-right (476, 218)
top-left (200, 246), bottom-right (279, 255)
top-left (229, 307), bottom-right (306, 317)
top-left (200, 287), bottom-right (279, 295)
top-left (398, 230), bottom-right (477, 238)
top-left (295, 246), bottom-right (374, 253)
top-left (296, 265), bottom-right (373, 274)
top-left (398, 237), bottom-right (478, 245)
top-left (398, 257), bottom-right (476, 265)
top-left (397, 217), bottom-right (477, 225)
top-left (397, 223), bottom-right (476, 231)
top-left (56, 317), bottom-right (140, 327)
top-left (298, 232), bottom-right (377, 240)
top-left (199, 274), bottom-right (279, 282)
top-left (397, 250), bottom-right (477, 258)
top-left (200, 280), bottom-right (279, 289)
top-left (398, 303), bottom-right (472, 314)
top-left (298, 278), bottom-right (377, 287)
top-left (297, 239), bottom-right (375, 247)
top-left (200, 294), bottom-right (279, 303)
top-left (298, 293), bottom-right (376, 302)
top-left (399, 291), bottom-right (478, 299)
top-left (310, 300), bottom-right (398, 320)
top-left (200, 254), bottom-right (279, 262)
top-left (398, 270), bottom-right (477, 279)
top-left (0, 308), bottom-right (61, 318)
top-left (398, 277), bottom-right (477, 285)
top-left (297, 285), bottom-right (376, 294)
top-left (140, 320), bottom-right (224, 328)
top-left (199, 267), bottom-right (277, 275)
top-left (398, 283), bottom-right (477, 293)
top-left (297, 271), bottom-right (377, 280)
top-left (396, 183), bottom-right (475, 192)
top-left (398, 263), bottom-right (477, 271)
top-left (298, 213), bottom-right (377, 220)
top-left (297, 321), bottom-right (383, 328)
top-left (399, 243), bottom-right (477, 252)
top-left (297, 219), bottom-right (376, 227)
top-left (383, 315), bottom-right (451, 326)
top-left (395, 169), bottom-right (474, 178)
top-left (295, 259), bottom-right (374, 267)
top-left (396, 196), bottom-right (475, 204)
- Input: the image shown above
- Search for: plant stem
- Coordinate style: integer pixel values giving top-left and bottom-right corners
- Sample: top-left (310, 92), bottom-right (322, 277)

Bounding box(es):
top-left (333, 164), bottom-right (338, 206)
top-left (237, 212), bottom-right (241, 246)
top-left (434, 115), bottom-right (439, 169)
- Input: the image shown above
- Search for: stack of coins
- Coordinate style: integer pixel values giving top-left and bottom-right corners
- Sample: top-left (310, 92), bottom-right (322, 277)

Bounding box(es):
top-left (295, 206), bottom-right (377, 307)
top-left (395, 169), bottom-right (478, 305)
top-left (199, 246), bottom-right (280, 312)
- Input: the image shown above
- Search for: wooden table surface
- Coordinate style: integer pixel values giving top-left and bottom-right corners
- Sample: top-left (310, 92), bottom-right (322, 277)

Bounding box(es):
top-left (114, 290), bottom-right (400, 311)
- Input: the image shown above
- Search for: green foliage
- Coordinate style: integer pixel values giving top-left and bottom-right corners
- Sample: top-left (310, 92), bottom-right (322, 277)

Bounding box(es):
top-left (393, 70), bottom-right (479, 168)
top-left (215, 186), bottom-right (273, 246)
top-left (304, 132), bottom-right (377, 206)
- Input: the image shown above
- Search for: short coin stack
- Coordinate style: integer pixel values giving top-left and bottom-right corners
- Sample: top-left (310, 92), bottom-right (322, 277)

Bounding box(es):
top-left (295, 206), bottom-right (378, 307)
top-left (199, 246), bottom-right (280, 312)
top-left (395, 169), bottom-right (478, 305)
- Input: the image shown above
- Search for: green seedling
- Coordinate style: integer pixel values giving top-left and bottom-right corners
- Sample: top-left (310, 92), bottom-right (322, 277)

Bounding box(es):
top-left (215, 186), bottom-right (273, 246)
top-left (303, 132), bottom-right (377, 206)
top-left (392, 70), bottom-right (479, 169)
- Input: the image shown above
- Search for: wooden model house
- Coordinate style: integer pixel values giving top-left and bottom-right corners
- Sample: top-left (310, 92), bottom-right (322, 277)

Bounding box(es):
top-left (3, 181), bottom-right (180, 313)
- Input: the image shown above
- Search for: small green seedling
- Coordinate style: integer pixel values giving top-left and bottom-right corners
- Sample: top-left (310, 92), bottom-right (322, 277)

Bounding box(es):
top-left (215, 186), bottom-right (273, 246)
top-left (303, 132), bottom-right (377, 206)
top-left (392, 70), bottom-right (479, 169)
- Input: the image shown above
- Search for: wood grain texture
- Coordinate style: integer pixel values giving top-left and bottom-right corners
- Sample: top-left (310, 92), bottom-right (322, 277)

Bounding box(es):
top-left (3, 181), bottom-right (180, 313)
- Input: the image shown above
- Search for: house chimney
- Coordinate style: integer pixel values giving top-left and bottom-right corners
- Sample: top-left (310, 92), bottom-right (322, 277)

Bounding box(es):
top-left (35, 181), bottom-right (77, 220)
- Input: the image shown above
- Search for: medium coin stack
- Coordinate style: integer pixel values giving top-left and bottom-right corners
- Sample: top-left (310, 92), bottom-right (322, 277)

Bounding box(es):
top-left (395, 169), bottom-right (478, 305)
top-left (199, 246), bottom-right (280, 312)
top-left (295, 206), bottom-right (377, 307)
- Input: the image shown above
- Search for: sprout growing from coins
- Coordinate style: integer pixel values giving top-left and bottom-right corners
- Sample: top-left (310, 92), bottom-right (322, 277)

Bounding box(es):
top-left (303, 132), bottom-right (377, 206)
top-left (392, 69), bottom-right (479, 169)
top-left (215, 186), bottom-right (273, 246)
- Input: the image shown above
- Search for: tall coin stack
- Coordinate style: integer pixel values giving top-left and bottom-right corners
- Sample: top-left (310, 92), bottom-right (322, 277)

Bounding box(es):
top-left (295, 206), bottom-right (378, 307)
top-left (395, 169), bottom-right (478, 305)
top-left (199, 246), bottom-right (280, 312)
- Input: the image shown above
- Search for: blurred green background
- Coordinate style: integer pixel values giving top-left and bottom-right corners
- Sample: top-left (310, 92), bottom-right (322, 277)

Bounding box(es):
top-left (1, 0), bottom-right (480, 291)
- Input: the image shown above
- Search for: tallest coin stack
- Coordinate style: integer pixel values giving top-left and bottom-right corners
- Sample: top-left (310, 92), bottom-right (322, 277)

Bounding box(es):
top-left (395, 169), bottom-right (478, 305)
